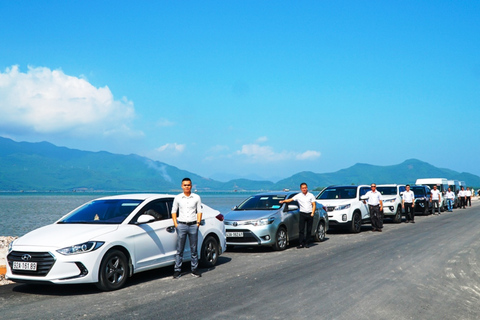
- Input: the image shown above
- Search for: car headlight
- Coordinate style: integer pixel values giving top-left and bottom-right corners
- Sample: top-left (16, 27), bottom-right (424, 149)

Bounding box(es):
top-left (247, 217), bottom-right (275, 226)
top-left (335, 204), bottom-right (351, 211)
top-left (8, 240), bottom-right (15, 253)
top-left (383, 199), bottom-right (395, 203)
top-left (416, 197), bottom-right (425, 201)
top-left (57, 241), bottom-right (105, 255)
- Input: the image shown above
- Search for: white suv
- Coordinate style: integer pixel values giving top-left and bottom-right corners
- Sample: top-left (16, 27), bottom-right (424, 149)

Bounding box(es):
top-left (376, 184), bottom-right (405, 223)
top-left (316, 185), bottom-right (371, 233)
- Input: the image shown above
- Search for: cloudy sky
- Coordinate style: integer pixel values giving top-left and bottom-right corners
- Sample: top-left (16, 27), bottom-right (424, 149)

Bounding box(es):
top-left (1, 1), bottom-right (479, 181)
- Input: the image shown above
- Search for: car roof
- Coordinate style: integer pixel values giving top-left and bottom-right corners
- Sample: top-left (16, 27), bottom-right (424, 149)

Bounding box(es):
top-left (251, 191), bottom-right (298, 197)
top-left (325, 185), bottom-right (369, 188)
top-left (93, 193), bottom-right (174, 201)
top-left (377, 184), bottom-right (405, 187)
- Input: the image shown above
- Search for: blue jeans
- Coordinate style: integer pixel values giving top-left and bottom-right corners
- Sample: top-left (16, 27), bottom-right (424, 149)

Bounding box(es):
top-left (175, 223), bottom-right (199, 272)
top-left (447, 199), bottom-right (453, 211)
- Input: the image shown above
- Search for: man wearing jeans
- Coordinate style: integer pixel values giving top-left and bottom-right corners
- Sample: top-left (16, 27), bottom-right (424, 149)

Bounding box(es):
top-left (430, 185), bottom-right (441, 215)
top-left (172, 178), bottom-right (202, 278)
top-left (364, 183), bottom-right (384, 232)
top-left (445, 188), bottom-right (455, 212)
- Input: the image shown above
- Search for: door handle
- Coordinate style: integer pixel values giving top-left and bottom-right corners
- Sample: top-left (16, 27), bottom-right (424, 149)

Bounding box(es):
top-left (167, 226), bottom-right (176, 233)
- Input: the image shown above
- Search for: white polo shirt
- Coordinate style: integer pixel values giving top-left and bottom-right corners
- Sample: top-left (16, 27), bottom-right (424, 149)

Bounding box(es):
top-left (365, 190), bottom-right (383, 206)
top-left (402, 190), bottom-right (415, 203)
top-left (171, 193), bottom-right (202, 223)
top-left (292, 192), bottom-right (316, 213)
top-left (458, 190), bottom-right (466, 197)
top-left (466, 190), bottom-right (472, 197)
top-left (431, 189), bottom-right (441, 201)
top-left (446, 191), bottom-right (455, 200)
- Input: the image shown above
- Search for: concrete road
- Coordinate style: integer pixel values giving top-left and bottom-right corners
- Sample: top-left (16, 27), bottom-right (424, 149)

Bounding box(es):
top-left (2, 202), bottom-right (480, 320)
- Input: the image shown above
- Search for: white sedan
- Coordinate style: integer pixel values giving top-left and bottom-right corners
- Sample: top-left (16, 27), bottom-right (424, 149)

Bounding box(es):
top-left (6, 194), bottom-right (226, 291)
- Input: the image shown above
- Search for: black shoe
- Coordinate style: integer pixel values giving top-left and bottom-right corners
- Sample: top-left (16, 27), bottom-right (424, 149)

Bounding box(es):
top-left (411, 221), bottom-right (415, 223)
top-left (305, 243), bottom-right (310, 248)
top-left (377, 229), bottom-right (382, 232)
top-left (296, 245), bottom-right (304, 249)
top-left (405, 220), bottom-right (410, 223)
top-left (191, 269), bottom-right (202, 277)
top-left (372, 228), bottom-right (377, 231)
top-left (173, 271), bottom-right (181, 279)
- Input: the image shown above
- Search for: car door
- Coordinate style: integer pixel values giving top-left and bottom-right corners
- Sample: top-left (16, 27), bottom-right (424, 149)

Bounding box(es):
top-left (358, 187), bottom-right (371, 219)
top-left (130, 199), bottom-right (178, 271)
top-left (283, 195), bottom-right (300, 240)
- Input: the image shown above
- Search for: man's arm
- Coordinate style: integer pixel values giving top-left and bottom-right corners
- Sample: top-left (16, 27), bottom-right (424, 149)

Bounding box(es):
top-left (311, 201), bottom-right (316, 217)
top-left (379, 199), bottom-right (383, 212)
top-left (279, 198), bottom-right (294, 204)
top-left (171, 198), bottom-right (178, 228)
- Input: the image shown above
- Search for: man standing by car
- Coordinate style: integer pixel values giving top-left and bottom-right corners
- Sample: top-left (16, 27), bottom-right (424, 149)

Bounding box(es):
top-left (279, 182), bottom-right (316, 248)
top-left (430, 185), bottom-right (441, 215)
top-left (402, 184), bottom-right (415, 223)
top-left (364, 183), bottom-right (383, 232)
top-left (466, 187), bottom-right (472, 207)
top-left (172, 178), bottom-right (203, 278)
top-left (459, 186), bottom-right (466, 209)
top-left (446, 187), bottom-right (455, 212)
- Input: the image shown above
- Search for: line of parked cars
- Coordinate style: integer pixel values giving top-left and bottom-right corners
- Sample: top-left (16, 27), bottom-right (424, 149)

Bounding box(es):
top-left (5, 177), bottom-right (469, 291)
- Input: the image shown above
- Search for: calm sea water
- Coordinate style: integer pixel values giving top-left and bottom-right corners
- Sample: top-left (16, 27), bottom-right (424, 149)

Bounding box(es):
top-left (0, 192), bottom-right (250, 237)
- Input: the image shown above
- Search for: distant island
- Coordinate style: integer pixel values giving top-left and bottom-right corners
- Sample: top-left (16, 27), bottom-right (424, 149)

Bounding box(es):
top-left (1, 136), bottom-right (479, 192)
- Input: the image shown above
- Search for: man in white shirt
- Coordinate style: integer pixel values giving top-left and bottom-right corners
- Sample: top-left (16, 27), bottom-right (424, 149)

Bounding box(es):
top-left (280, 182), bottom-right (316, 248)
top-left (458, 186), bottom-right (466, 209)
top-left (430, 185), bottom-right (442, 215)
top-left (466, 187), bottom-right (472, 207)
top-left (364, 183), bottom-right (384, 232)
top-left (171, 178), bottom-right (203, 278)
top-left (402, 184), bottom-right (415, 223)
top-left (445, 188), bottom-right (455, 212)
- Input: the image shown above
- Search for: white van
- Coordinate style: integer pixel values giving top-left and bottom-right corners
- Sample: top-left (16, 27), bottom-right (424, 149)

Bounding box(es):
top-left (415, 178), bottom-right (448, 211)
top-left (447, 180), bottom-right (460, 208)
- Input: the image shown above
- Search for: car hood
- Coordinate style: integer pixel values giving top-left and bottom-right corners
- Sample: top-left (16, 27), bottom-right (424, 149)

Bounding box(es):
top-left (316, 199), bottom-right (357, 206)
top-left (224, 209), bottom-right (278, 221)
top-left (14, 224), bottom-right (119, 248)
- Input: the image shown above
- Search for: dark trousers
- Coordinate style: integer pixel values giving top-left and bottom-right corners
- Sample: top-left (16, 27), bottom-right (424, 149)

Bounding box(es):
top-left (299, 212), bottom-right (313, 245)
top-left (460, 197), bottom-right (467, 209)
top-left (369, 205), bottom-right (383, 229)
top-left (175, 223), bottom-right (199, 272)
top-left (404, 203), bottom-right (414, 221)
top-left (432, 200), bottom-right (440, 214)
top-left (466, 196), bottom-right (471, 207)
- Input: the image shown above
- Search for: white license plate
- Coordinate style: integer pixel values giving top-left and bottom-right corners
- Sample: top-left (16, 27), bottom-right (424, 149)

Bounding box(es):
top-left (13, 261), bottom-right (38, 271)
top-left (226, 232), bottom-right (244, 237)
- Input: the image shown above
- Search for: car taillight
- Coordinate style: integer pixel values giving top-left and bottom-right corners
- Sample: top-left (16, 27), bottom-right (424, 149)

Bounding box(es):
top-left (215, 214), bottom-right (224, 222)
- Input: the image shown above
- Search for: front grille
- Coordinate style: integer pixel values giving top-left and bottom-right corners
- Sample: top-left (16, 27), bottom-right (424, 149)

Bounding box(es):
top-left (226, 229), bottom-right (260, 243)
top-left (8, 251), bottom-right (56, 276)
top-left (326, 207), bottom-right (336, 212)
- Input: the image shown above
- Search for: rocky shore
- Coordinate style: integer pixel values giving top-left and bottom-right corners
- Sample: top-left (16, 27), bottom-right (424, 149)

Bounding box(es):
top-left (0, 236), bottom-right (17, 285)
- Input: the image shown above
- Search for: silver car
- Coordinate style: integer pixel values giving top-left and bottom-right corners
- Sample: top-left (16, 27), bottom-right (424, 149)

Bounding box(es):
top-left (224, 192), bottom-right (328, 250)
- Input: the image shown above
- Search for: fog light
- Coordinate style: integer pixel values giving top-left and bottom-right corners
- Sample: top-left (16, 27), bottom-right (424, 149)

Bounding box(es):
top-left (265, 235), bottom-right (270, 240)
top-left (342, 214), bottom-right (347, 221)
top-left (389, 206), bottom-right (394, 211)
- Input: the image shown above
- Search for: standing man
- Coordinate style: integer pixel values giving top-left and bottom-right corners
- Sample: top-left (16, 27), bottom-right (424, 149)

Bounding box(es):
top-left (364, 183), bottom-right (384, 232)
top-left (171, 178), bottom-right (203, 278)
top-left (430, 185), bottom-right (441, 215)
top-left (279, 182), bottom-right (316, 248)
top-left (466, 187), bottom-right (472, 207)
top-left (402, 184), bottom-right (415, 223)
top-left (445, 187), bottom-right (455, 212)
top-left (458, 186), bottom-right (466, 209)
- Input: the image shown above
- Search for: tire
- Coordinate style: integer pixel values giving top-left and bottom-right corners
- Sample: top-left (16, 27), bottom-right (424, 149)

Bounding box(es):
top-left (349, 211), bottom-right (362, 233)
top-left (314, 221), bottom-right (326, 242)
top-left (272, 226), bottom-right (287, 251)
top-left (96, 249), bottom-right (128, 291)
top-left (393, 206), bottom-right (402, 223)
top-left (199, 235), bottom-right (219, 268)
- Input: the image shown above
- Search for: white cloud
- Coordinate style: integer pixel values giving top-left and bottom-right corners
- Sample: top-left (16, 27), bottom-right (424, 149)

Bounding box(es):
top-left (156, 118), bottom-right (175, 127)
top-left (156, 143), bottom-right (185, 153)
top-left (255, 136), bottom-right (268, 143)
top-left (296, 150), bottom-right (321, 160)
top-left (236, 143), bottom-right (321, 163)
top-left (0, 65), bottom-right (140, 138)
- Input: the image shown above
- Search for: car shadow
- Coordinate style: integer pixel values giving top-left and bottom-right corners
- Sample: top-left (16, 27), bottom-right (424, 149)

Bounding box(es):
top-left (11, 257), bottom-right (233, 296)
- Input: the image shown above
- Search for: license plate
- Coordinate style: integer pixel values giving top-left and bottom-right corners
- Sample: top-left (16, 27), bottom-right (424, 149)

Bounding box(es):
top-left (13, 261), bottom-right (38, 271)
top-left (226, 232), bottom-right (244, 237)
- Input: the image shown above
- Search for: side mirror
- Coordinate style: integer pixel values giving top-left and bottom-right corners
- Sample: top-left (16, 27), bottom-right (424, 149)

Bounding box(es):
top-left (287, 204), bottom-right (299, 211)
top-left (136, 214), bottom-right (156, 224)
top-left (360, 195), bottom-right (368, 201)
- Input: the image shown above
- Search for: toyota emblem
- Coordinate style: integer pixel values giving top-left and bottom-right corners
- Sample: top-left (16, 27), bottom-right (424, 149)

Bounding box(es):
top-left (233, 222), bottom-right (238, 227)
top-left (21, 254), bottom-right (32, 261)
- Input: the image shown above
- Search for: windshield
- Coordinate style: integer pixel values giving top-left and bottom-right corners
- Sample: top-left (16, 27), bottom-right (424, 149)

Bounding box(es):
top-left (411, 187), bottom-right (426, 196)
top-left (235, 195), bottom-right (287, 210)
top-left (58, 199), bottom-right (143, 224)
top-left (376, 187), bottom-right (397, 196)
top-left (317, 187), bottom-right (357, 200)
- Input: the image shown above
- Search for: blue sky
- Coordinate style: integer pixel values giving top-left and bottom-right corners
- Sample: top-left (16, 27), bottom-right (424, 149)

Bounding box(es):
top-left (0, 1), bottom-right (479, 182)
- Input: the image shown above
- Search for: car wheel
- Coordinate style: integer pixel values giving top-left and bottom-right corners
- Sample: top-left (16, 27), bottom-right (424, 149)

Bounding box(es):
top-left (199, 235), bottom-right (219, 268)
top-left (96, 249), bottom-right (128, 291)
top-left (349, 211), bottom-right (361, 233)
top-left (393, 206), bottom-right (402, 223)
top-left (314, 221), bottom-right (326, 242)
top-left (272, 226), bottom-right (287, 251)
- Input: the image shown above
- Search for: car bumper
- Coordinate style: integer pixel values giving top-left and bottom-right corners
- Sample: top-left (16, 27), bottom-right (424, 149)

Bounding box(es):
top-left (6, 245), bottom-right (105, 285)
top-left (225, 223), bottom-right (278, 247)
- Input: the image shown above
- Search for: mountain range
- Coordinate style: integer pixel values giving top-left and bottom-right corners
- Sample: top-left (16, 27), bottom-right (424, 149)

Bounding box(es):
top-left (0, 136), bottom-right (478, 192)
